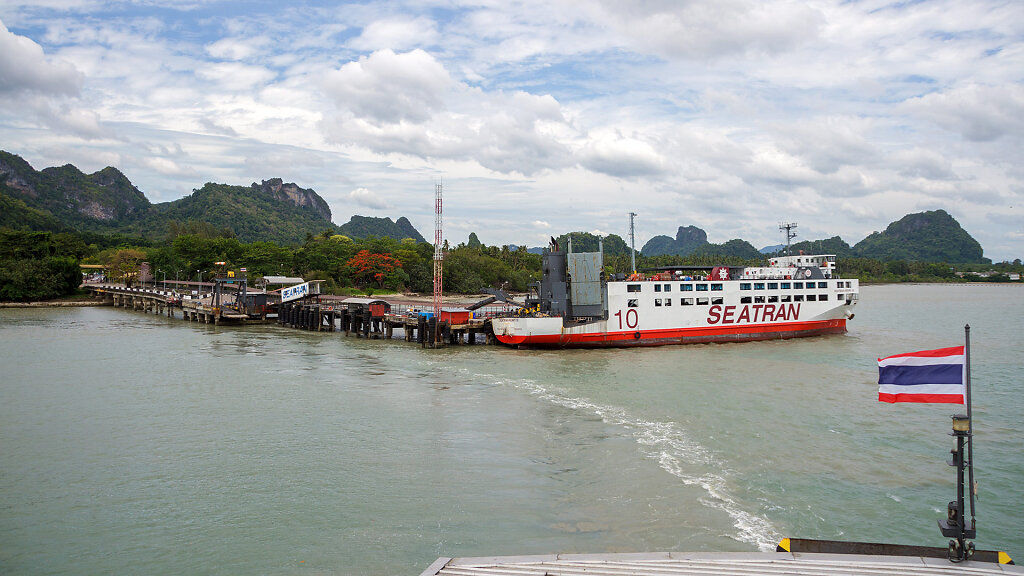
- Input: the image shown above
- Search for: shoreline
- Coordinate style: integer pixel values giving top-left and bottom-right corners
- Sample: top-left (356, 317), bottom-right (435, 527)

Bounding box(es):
top-left (0, 299), bottom-right (100, 308)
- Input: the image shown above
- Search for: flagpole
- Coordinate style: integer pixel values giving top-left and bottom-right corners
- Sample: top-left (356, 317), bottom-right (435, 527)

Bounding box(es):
top-left (965, 324), bottom-right (976, 528)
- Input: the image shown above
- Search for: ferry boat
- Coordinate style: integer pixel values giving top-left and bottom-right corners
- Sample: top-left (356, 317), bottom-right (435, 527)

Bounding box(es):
top-left (490, 240), bottom-right (859, 348)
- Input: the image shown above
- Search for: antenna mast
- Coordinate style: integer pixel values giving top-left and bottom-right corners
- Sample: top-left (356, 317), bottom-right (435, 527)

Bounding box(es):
top-left (629, 212), bottom-right (637, 273)
top-left (779, 222), bottom-right (797, 256)
top-left (433, 181), bottom-right (443, 318)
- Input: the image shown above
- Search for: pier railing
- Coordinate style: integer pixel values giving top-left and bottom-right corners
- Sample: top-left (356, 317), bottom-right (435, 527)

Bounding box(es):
top-left (90, 284), bottom-right (214, 300)
top-left (305, 301), bottom-right (516, 319)
top-left (385, 303), bottom-right (517, 319)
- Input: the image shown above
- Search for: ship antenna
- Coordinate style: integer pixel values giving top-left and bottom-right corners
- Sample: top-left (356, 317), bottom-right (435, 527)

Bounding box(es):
top-left (779, 222), bottom-right (797, 256)
top-left (629, 212), bottom-right (637, 273)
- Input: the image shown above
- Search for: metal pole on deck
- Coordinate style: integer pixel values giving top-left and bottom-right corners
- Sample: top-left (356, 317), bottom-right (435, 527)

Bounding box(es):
top-left (965, 324), bottom-right (976, 531)
top-left (938, 325), bottom-right (977, 562)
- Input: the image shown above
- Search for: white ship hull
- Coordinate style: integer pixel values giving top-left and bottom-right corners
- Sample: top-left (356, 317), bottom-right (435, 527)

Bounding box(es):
top-left (492, 275), bottom-right (858, 348)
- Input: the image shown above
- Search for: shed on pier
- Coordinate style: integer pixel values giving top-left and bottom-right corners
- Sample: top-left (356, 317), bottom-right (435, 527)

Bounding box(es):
top-left (339, 297), bottom-right (392, 318)
top-left (440, 308), bottom-right (471, 324)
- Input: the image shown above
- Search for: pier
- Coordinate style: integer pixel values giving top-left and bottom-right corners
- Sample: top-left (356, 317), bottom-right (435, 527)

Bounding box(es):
top-left (277, 300), bottom-right (338, 332)
top-left (180, 297), bottom-right (253, 324)
top-left (381, 311), bottom-right (491, 346)
top-left (88, 285), bottom-right (185, 318)
top-left (86, 284), bottom-right (270, 325)
top-left (275, 297), bottom-right (498, 347)
top-left (86, 284), bottom-right (510, 347)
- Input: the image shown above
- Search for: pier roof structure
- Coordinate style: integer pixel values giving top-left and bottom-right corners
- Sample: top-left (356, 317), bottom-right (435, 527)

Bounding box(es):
top-left (339, 297), bottom-right (390, 305)
top-left (259, 275), bottom-right (305, 286)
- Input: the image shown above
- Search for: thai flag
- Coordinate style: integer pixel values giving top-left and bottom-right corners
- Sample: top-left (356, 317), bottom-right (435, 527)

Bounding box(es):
top-left (878, 346), bottom-right (966, 404)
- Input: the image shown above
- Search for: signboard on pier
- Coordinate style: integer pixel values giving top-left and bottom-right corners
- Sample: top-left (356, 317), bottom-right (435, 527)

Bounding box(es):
top-left (281, 282), bottom-right (310, 302)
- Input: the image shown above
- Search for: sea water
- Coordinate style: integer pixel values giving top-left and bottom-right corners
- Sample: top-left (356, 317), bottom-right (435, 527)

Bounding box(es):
top-left (1, 284), bottom-right (1022, 575)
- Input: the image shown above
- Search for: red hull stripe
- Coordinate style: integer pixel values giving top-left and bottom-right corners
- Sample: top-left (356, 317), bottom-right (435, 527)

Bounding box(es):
top-left (496, 319), bottom-right (847, 348)
top-left (878, 393), bottom-right (965, 404)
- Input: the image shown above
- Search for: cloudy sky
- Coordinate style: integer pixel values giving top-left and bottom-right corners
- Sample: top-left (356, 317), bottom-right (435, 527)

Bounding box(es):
top-left (1, 1), bottom-right (1022, 260)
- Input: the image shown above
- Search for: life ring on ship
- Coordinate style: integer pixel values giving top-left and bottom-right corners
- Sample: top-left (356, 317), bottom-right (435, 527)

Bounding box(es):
top-left (785, 275), bottom-right (791, 280)
top-left (634, 331), bottom-right (642, 340)
top-left (804, 269), bottom-right (812, 278)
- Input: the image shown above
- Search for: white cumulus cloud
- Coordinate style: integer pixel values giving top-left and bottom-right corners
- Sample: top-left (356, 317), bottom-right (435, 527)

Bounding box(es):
top-left (140, 156), bottom-right (199, 178)
top-left (904, 83), bottom-right (1024, 142)
top-left (348, 16), bottom-right (439, 52)
top-left (348, 187), bottom-right (389, 209)
top-left (322, 49), bottom-right (451, 124)
top-left (0, 18), bottom-right (82, 96)
top-left (578, 131), bottom-right (668, 179)
top-left (205, 36), bottom-right (269, 61)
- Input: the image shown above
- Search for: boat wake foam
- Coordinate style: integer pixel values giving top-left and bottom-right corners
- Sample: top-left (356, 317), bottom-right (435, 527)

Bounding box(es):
top-left (498, 374), bottom-right (781, 551)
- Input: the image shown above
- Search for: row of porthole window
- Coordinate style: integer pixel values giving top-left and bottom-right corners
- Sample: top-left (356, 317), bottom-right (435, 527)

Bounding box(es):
top-left (740, 280), bottom-right (855, 290)
top-left (630, 280), bottom-right (854, 293)
top-left (742, 294), bottom-right (829, 303)
top-left (632, 293), bottom-right (833, 308)
top-left (630, 297), bottom-right (725, 307)
top-left (742, 281), bottom-right (828, 290)
top-left (629, 283), bottom-right (724, 293)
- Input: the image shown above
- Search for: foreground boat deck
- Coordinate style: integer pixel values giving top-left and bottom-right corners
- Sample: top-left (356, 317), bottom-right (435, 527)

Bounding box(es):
top-left (419, 551), bottom-right (1021, 576)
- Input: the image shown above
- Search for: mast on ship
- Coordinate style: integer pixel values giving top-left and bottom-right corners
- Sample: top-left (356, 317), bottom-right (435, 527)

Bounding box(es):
top-left (629, 212), bottom-right (637, 273)
top-left (779, 222), bottom-right (797, 256)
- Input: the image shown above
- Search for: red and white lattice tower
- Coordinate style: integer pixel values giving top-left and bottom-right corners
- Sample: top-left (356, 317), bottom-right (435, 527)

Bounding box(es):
top-left (433, 181), bottom-right (443, 318)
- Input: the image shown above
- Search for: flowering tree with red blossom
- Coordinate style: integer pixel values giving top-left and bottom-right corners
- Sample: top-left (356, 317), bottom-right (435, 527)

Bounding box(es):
top-left (346, 250), bottom-right (403, 288)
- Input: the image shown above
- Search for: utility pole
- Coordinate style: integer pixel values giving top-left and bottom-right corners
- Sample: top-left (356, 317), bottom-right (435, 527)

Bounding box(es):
top-left (629, 212), bottom-right (637, 273)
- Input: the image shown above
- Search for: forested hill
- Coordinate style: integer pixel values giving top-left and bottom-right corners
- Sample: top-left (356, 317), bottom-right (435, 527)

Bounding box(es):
top-left (144, 181), bottom-right (341, 244)
top-left (0, 151), bottom-right (150, 229)
top-left (641, 210), bottom-right (988, 264)
top-left (338, 215), bottom-right (427, 243)
top-left (0, 151), bottom-right (426, 245)
top-left (639, 225), bottom-right (768, 260)
top-left (851, 210), bottom-right (984, 263)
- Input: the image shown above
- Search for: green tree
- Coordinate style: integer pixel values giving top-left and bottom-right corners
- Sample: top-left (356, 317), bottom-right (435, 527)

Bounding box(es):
top-left (0, 229), bottom-right (89, 301)
top-left (107, 248), bottom-right (147, 285)
top-left (293, 235), bottom-right (357, 283)
top-left (240, 241), bottom-right (293, 276)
